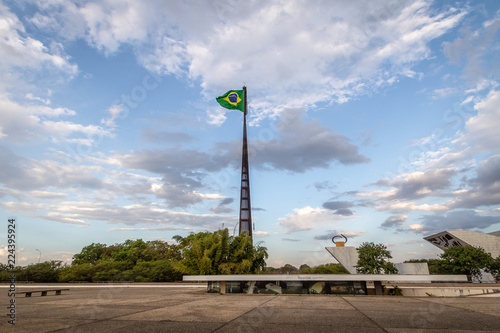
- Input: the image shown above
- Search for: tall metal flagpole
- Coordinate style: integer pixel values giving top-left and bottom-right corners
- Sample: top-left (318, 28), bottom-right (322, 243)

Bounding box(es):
top-left (239, 86), bottom-right (252, 239)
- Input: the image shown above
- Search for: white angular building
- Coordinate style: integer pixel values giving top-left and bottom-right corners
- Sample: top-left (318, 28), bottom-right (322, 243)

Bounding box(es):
top-left (424, 229), bottom-right (500, 283)
top-left (424, 229), bottom-right (500, 259)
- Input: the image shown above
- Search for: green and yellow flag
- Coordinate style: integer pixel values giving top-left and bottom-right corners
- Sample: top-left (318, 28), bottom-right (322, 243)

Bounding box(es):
top-left (216, 90), bottom-right (245, 112)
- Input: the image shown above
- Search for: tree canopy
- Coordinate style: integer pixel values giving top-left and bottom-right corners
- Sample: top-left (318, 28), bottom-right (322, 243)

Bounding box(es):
top-left (438, 245), bottom-right (494, 280)
top-left (60, 239), bottom-right (183, 282)
top-left (172, 229), bottom-right (268, 275)
top-left (356, 242), bottom-right (398, 274)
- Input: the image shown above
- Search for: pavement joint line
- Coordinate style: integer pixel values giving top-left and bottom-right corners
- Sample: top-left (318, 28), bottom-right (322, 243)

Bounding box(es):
top-left (412, 297), bottom-right (500, 316)
top-left (45, 295), bottom-right (207, 332)
top-left (342, 296), bottom-right (390, 333)
top-left (0, 284), bottom-right (207, 288)
top-left (46, 308), bottom-right (162, 332)
top-left (210, 295), bottom-right (278, 333)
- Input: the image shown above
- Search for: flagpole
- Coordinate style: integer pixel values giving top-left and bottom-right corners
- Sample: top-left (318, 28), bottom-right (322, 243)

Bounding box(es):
top-left (239, 86), bottom-right (252, 239)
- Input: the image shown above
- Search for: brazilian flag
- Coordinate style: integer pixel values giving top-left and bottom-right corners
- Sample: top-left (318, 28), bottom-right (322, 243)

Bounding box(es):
top-left (216, 90), bottom-right (245, 112)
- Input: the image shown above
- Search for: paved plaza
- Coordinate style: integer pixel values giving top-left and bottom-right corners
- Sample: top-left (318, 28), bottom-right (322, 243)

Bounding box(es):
top-left (1, 283), bottom-right (499, 332)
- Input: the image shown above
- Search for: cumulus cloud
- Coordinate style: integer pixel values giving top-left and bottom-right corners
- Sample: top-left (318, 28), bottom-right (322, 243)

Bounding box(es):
top-left (0, 146), bottom-right (103, 191)
top-left (0, 146), bottom-right (226, 210)
top-left (443, 11), bottom-right (500, 81)
top-left (27, 0), bottom-right (467, 118)
top-left (419, 210), bottom-right (500, 235)
top-left (0, 4), bottom-right (120, 148)
top-left (245, 107), bottom-right (369, 172)
top-left (101, 104), bottom-right (127, 128)
top-left (408, 224), bottom-right (423, 231)
top-left (352, 168), bottom-right (458, 214)
top-left (0, 94), bottom-right (112, 145)
top-left (313, 180), bottom-right (337, 192)
top-left (0, 3), bottom-right (77, 77)
top-left (374, 168), bottom-right (457, 200)
top-left (0, 200), bottom-right (236, 229)
top-left (463, 90), bottom-right (500, 153)
top-left (110, 107), bottom-right (368, 200)
top-left (375, 200), bottom-right (448, 212)
top-left (348, 84), bottom-right (500, 220)
top-left (353, 149), bottom-right (500, 217)
top-left (112, 148), bottom-right (221, 174)
top-left (314, 230), bottom-right (366, 241)
top-left (152, 174), bottom-right (224, 209)
top-left (322, 200), bottom-right (355, 216)
top-left (112, 149), bottom-right (226, 207)
top-left (380, 214), bottom-right (408, 229)
top-left (108, 226), bottom-right (194, 232)
top-left (448, 154), bottom-right (500, 209)
top-left (278, 206), bottom-right (353, 234)
top-left (208, 198), bottom-right (234, 214)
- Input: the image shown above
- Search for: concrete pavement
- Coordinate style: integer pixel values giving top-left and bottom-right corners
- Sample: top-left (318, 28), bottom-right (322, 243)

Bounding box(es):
top-left (1, 283), bottom-right (499, 332)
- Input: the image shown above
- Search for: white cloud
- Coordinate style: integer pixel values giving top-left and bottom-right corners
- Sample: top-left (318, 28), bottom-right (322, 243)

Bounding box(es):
top-left (28, 0), bottom-right (467, 121)
top-left (375, 200), bottom-right (448, 212)
top-left (0, 147), bottom-right (104, 191)
top-left (380, 214), bottom-right (408, 229)
top-left (108, 226), bottom-right (194, 232)
top-left (0, 5), bottom-right (117, 148)
top-left (45, 212), bottom-right (90, 226)
top-left (244, 107), bottom-right (369, 172)
top-left (387, 168), bottom-right (457, 199)
top-left (101, 104), bottom-right (127, 128)
top-left (366, 168), bottom-right (457, 206)
top-left (463, 89), bottom-right (500, 152)
top-left (408, 224), bottom-right (423, 231)
top-left (0, 86), bottom-right (112, 146)
top-left (29, 190), bottom-right (68, 199)
top-left (314, 229), bottom-right (366, 240)
top-left (432, 87), bottom-right (458, 99)
top-left (447, 154), bottom-right (500, 209)
top-left (253, 231), bottom-right (279, 236)
top-left (0, 200), bottom-right (237, 229)
top-left (278, 206), bottom-right (352, 233)
top-left (0, 3), bottom-right (77, 76)
top-left (25, 93), bottom-right (51, 105)
top-left (419, 210), bottom-right (500, 234)
top-left (443, 11), bottom-right (500, 81)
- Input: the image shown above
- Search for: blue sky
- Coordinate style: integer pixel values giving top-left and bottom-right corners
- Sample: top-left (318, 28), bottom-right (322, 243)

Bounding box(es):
top-left (1, 0), bottom-right (500, 268)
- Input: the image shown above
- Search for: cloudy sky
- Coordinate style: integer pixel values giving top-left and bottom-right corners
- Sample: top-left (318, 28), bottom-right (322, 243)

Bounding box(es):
top-left (1, 0), bottom-right (500, 267)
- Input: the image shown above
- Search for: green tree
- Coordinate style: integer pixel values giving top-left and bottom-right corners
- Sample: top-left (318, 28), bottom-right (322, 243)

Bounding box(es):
top-left (173, 229), bottom-right (268, 275)
top-left (280, 264), bottom-right (298, 274)
top-left (130, 260), bottom-right (182, 282)
top-left (18, 261), bottom-right (64, 282)
top-left (438, 245), bottom-right (493, 280)
top-left (0, 264), bottom-right (14, 282)
top-left (59, 263), bottom-right (95, 282)
top-left (356, 242), bottom-right (398, 274)
top-left (92, 260), bottom-right (130, 281)
top-left (67, 239), bottom-right (183, 282)
top-left (299, 264), bottom-right (310, 271)
top-left (72, 243), bottom-right (107, 265)
top-left (111, 239), bottom-right (148, 265)
top-left (142, 240), bottom-right (181, 261)
top-left (261, 266), bottom-right (278, 274)
top-left (307, 263), bottom-right (349, 274)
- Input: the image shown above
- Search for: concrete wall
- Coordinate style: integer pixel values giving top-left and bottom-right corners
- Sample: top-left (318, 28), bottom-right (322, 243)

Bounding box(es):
top-left (395, 263), bottom-right (429, 275)
top-left (325, 247), bottom-right (359, 274)
top-left (424, 229), bottom-right (500, 258)
top-left (394, 286), bottom-right (500, 297)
